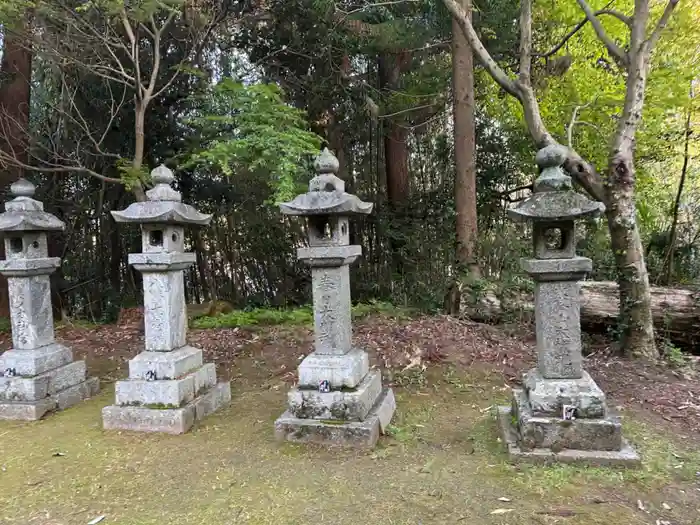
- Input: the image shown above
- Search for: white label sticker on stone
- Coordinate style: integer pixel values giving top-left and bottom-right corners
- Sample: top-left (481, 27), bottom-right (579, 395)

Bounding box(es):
top-left (562, 404), bottom-right (577, 421)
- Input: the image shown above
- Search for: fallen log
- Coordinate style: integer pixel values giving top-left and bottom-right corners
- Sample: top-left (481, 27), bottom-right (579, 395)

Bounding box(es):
top-left (580, 281), bottom-right (700, 347)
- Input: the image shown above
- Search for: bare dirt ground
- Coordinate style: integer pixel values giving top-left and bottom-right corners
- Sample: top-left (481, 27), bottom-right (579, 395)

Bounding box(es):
top-left (1, 314), bottom-right (699, 525)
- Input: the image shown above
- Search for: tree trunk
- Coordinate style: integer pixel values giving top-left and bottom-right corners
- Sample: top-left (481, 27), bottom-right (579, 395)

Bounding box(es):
top-left (663, 91), bottom-right (694, 284)
top-left (452, 0), bottom-right (479, 276)
top-left (378, 52), bottom-right (411, 279)
top-left (131, 102), bottom-right (148, 202)
top-left (580, 281), bottom-right (700, 349)
top-left (194, 230), bottom-right (213, 302)
top-left (0, 24), bottom-right (32, 317)
top-left (446, 0), bottom-right (480, 314)
top-left (379, 53), bottom-right (410, 205)
top-left (604, 39), bottom-right (657, 360)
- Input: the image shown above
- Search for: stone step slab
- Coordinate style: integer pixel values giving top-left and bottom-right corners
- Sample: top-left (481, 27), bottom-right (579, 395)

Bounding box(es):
top-left (497, 405), bottom-right (640, 468)
top-left (103, 381), bottom-right (231, 434)
top-left (297, 348), bottom-right (369, 389)
top-left (0, 344), bottom-right (73, 377)
top-left (524, 369), bottom-right (607, 418)
top-left (275, 387), bottom-right (396, 448)
top-left (115, 363), bottom-right (216, 408)
top-left (512, 388), bottom-right (622, 451)
top-left (288, 369), bottom-right (382, 421)
top-left (128, 346), bottom-right (203, 380)
top-left (0, 360), bottom-right (87, 402)
top-left (0, 376), bottom-right (99, 421)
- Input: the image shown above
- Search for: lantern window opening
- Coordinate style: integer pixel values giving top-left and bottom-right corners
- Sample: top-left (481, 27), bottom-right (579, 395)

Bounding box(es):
top-left (149, 230), bottom-right (164, 247)
top-left (544, 228), bottom-right (565, 251)
top-left (9, 237), bottom-right (22, 254)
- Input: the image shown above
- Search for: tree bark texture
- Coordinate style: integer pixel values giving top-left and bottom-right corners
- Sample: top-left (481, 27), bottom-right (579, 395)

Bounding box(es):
top-left (603, 31), bottom-right (656, 359)
top-left (580, 281), bottom-right (700, 349)
top-left (379, 52), bottom-right (410, 205)
top-left (664, 91), bottom-right (694, 284)
top-left (130, 103), bottom-right (148, 202)
top-left (0, 25), bottom-right (32, 317)
top-left (452, 0), bottom-right (479, 277)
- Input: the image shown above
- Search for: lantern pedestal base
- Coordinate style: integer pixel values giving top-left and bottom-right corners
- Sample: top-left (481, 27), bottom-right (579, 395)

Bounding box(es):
top-left (0, 343), bottom-right (74, 376)
top-left (274, 387), bottom-right (395, 448)
top-left (524, 369), bottom-right (607, 419)
top-left (0, 376), bottom-right (99, 421)
top-left (287, 370), bottom-right (383, 421)
top-left (297, 348), bottom-right (369, 389)
top-left (102, 344), bottom-right (230, 434)
top-left (102, 381), bottom-right (231, 434)
top-left (497, 388), bottom-right (640, 468)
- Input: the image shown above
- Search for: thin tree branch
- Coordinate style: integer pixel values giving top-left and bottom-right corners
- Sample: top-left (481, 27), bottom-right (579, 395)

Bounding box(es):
top-left (535, 1), bottom-right (618, 58)
top-left (575, 0), bottom-right (629, 68)
top-left (647, 0), bottom-right (680, 51)
top-left (567, 98), bottom-right (597, 148)
top-left (0, 152), bottom-right (122, 184)
top-left (519, 0), bottom-right (533, 84)
top-left (379, 102), bottom-right (442, 118)
top-left (338, 0), bottom-right (420, 16)
top-left (442, 0), bottom-right (521, 99)
top-left (120, 9), bottom-right (142, 97)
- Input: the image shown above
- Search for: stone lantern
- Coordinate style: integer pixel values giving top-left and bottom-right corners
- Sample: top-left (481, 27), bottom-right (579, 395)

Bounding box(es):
top-left (274, 148), bottom-right (395, 447)
top-left (102, 165), bottom-right (230, 434)
top-left (0, 179), bottom-right (99, 420)
top-left (497, 145), bottom-right (640, 466)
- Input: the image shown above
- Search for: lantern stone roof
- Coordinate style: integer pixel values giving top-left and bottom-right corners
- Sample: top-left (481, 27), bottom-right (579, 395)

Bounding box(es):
top-left (111, 165), bottom-right (212, 226)
top-left (279, 148), bottom-right (373, 216)
top-left (508, 145), bottom-right (605, 222)
top-left (0, 179), bottom-right (65, 232)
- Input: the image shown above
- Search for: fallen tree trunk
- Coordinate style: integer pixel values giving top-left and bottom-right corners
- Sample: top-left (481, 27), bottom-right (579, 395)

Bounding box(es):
top-left (580, 281), bottom-right (700, 347)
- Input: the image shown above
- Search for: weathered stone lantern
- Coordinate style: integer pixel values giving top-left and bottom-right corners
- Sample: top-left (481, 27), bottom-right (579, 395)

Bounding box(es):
top-left (497, 145), bottom-right (640, 466)
top-left (102, 165), bottom-right (230, 434)
top-left (0, 179), bottom-right (99, 420)
top-left (274, 148), bottom-right (395, 447)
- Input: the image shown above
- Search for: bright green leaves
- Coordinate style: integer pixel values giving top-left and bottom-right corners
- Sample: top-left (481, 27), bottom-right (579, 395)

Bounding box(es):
top-left (73, 0), bottom-right (184, 20)
top-left (184, 79), bottom-right (323, 203)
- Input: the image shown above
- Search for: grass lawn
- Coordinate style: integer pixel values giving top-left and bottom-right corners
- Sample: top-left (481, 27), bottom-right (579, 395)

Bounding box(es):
top-left (1, 359), bottom-right (699, 525)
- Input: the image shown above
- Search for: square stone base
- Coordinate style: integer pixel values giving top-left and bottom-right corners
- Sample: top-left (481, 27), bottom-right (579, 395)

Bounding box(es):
top-left (288, 369), bottom-right (382, 420)
top-left (114, 363), bottom-right (216, 407)
top-left (297, 348), bottom-right (369, 389)
top-left (128, 346), bottom-right (203, 380)
top-left (275, 387), bottom-right (395, 448)
top-left (0, 360), bottom-right (88, 402)
top-left (513, 388), bottom-right (622, 451)
top-left (102, 382), bottom-right (231, 434)
top-left (0, 376), bottom-right (100, 421)
top-left (524, 369), bottom-right (606, 418)
top-left (0, 344), bottom-right (73, 377)
top-left (497, 406), bottom-right (640, 467)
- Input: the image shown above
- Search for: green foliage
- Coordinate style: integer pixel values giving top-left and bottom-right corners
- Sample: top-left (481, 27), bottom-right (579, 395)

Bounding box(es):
top-left (191, 301), bottom-right (416, 329)
top-left (193, 306), bottom-right (314, 329)
top-left (184, 78), bottom-right (323, 203)
top-left (0, 0), bottom-right (33, 26)
top-left (661, 340), bottom-right (689, 369)
top-left (116, 159), bottom-right (150, 190)
top-left (0, 317), bottom-right (11, 334)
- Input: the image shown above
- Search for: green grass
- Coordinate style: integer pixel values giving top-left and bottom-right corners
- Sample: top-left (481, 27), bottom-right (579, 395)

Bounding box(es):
top-left (191, 300), bottom-right (417, 329)
top-left (1, 363), bottom-right (698, 524)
